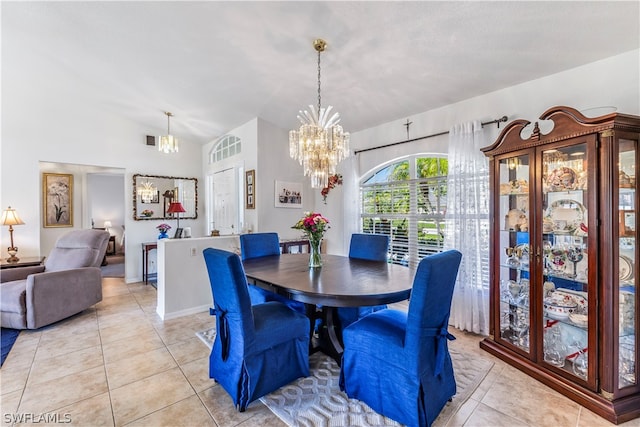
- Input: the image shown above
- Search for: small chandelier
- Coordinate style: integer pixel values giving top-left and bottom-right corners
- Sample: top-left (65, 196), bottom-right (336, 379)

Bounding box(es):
top-left (289, 38), bottom-right (350, 189)
top-left (159, 111), bottom-right (179, 153)
top-left (138, 181), bottom-right (156, 203)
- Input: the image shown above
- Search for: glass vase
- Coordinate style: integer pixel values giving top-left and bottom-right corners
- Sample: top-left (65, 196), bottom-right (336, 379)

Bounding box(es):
top-left (308, 236), bottom-right (322, 268)
top-left (158, 231), bottom-right (169, 240)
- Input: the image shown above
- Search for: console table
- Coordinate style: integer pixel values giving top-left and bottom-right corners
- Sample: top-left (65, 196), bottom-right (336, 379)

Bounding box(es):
top-left (280, 238), bottom-right (310, 254)
top-left (141, 242), bottom-right (158, 286)
top-left (0, 256), bottom-right (45, 269)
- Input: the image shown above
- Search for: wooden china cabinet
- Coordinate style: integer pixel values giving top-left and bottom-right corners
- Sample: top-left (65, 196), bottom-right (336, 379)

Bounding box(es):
top-left (480, 106), bottom-right (640, 423)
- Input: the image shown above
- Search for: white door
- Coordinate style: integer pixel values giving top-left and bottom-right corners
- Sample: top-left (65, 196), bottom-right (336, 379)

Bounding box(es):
top-left (212, 168), bottom-right (238, 235)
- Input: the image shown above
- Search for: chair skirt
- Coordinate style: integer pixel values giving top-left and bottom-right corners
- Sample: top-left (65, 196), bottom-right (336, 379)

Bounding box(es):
top-left (340, 311), bottom-right (456, 427)
top-left (209, 303), bottom-right (309, 411)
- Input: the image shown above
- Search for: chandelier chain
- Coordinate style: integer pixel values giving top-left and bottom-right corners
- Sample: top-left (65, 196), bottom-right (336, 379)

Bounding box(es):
top-left (317, 49), bottom-right (322, 113)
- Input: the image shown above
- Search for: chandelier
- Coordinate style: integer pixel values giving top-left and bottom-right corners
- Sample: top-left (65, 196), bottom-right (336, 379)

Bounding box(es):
top-left (289, 39), bottom-right (350, 189)
top-left (138, 181), bottom-right (156, 203)
top-left (159, 111), bottom-right (179, 153)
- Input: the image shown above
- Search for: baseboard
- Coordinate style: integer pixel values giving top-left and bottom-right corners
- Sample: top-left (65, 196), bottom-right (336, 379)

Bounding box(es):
top-left (158, 304), bottom-right (211, 320)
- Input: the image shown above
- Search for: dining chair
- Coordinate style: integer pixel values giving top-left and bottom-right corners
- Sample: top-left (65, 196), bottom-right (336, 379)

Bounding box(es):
top-left (202, 247), bottom-right (310, 411)
top-left (239, 232), bottom-right (305, 314)
top-left (335, 233), bottom-right (390, 333)
top-left (339, 249), bottom-right (463, 427)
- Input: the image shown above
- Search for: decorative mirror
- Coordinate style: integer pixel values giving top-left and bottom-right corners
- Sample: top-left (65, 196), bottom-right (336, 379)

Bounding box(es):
top-left (133, 174), bottom-right (198, 220)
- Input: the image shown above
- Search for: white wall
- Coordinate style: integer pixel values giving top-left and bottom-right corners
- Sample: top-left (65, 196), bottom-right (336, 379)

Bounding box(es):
top-left (2, 57), bottom-right (205, 283)
top-left (4, 46), bottom-right (638, 281)
top-left (256, 118), bottom-right (314, 240)
top-left (331, 49), bottom-right (640, 255)
top-left (157, 236), bottom-right (240, 319)
top-left (202, 118), bottom-right (313, 241)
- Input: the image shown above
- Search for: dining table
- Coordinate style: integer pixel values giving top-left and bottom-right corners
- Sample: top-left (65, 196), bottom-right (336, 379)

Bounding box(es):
top-left (242, 253), bottom-right (413, 364)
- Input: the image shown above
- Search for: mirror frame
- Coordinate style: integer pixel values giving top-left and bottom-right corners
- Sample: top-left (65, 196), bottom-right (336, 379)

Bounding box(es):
top-left (133, 174), bottom-right (198, 221)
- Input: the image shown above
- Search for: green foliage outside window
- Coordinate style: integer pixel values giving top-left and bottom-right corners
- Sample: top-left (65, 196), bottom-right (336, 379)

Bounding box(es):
top-left (361, 156), bottom-right (448, 266)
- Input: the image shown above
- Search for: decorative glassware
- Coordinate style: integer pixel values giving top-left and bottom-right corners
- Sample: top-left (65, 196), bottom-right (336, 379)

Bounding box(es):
top-left (308, 236), bottom-right (323, 268)
top-left (566, 244), bottom-right (584, 279)
top-left (572, 347), bottom-right (588, 379)
top-left (544, 325), bottom-right (566, 367)
top-left (620, 342), bottom-right (636, 386)
top-left (506, 247), bottom-right (520, 267)
top-left (547, 244), bottom-right (568, 276)
top-left (292, 212), bottom-right (330, 268)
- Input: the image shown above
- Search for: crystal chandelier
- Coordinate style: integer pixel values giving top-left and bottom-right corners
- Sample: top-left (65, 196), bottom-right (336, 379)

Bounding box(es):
top-left (289, 39), bottom-right (350, 189)
top-left (138, 181), bottom-right (156, 203)
top-left (159, 111), bottom-right (179, 153)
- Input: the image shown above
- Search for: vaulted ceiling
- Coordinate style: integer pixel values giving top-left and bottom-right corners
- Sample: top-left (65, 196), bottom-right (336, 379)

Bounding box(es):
top-left (3, 1), bottom-right (639, 145)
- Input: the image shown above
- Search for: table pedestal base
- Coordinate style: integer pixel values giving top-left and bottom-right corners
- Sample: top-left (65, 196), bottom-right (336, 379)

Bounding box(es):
top-left (306, 304), bottom-right (344, 365)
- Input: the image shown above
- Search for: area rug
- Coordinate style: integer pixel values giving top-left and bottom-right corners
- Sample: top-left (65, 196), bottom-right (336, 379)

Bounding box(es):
top-left (196, 328), bottom-right (493, 427)
top-left (101, 255), bottom-right (124, 277)
top-left (1, 328), bottom-right (20, 367)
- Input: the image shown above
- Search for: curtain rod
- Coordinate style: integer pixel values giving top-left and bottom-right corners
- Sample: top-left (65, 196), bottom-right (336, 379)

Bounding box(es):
top-left (353, 115), bottom-right (509, 155)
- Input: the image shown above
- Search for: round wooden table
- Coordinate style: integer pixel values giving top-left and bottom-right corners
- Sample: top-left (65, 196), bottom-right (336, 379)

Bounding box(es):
top-left (243, 253), bottom-right (413, 363)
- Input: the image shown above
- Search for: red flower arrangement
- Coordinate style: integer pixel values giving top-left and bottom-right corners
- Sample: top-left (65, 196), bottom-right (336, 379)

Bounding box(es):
top-left (321, 174), bottom-right (343, 204)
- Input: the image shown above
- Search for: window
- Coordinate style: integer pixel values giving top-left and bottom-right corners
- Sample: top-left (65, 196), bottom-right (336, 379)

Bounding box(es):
top-left (360, 156), bottom-right (448, 268)
top-left (209, 135), bottom-right (241, 164)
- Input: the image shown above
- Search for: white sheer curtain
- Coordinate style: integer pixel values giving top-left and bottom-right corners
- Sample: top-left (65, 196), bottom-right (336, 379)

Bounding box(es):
top-left (342, 154), bottom-right (361, 254)
top-left (443, 121), bottom-right (490, 335)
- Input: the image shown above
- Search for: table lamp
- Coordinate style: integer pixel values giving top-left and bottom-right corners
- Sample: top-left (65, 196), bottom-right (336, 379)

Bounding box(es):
top-left (1, 206), bottom-right (25, 262)
top-left (103, 221), bottom-right (112, 234)
top-left (166, 202), bottom-right (186, 235)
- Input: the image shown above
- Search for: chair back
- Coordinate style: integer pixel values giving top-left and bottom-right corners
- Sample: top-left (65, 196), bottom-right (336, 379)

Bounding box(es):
top-left (348, 233), bottom-right (389, 261)
top-left (405, 250), bottom-right (462, 351)
top-left (45, 229), bottom-right (110, 272)
top-left (240, 232), bottom-right (280, 260)
top-left (203, 248), bottom-right (256, 355)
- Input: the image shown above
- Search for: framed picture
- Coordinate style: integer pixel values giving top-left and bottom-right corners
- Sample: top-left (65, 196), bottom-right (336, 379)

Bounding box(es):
top-left (174, 227), bottom-right (183, 239)
top-left (245, 170), bottom-right (255, 209)
top-left (275, 180), bottom-right (302, 208)
top-left (620, 210), bottom-right (636, 236)
top-left (43, 173), bottom-right (73, 228)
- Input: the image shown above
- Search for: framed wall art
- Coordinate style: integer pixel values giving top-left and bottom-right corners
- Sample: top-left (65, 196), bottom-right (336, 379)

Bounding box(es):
top-left (43, 172), bottom-right (73, 227)
top-left (275, 180), bottom-right (302, 208)
top-left (246, 170), bottom-right (255, 209)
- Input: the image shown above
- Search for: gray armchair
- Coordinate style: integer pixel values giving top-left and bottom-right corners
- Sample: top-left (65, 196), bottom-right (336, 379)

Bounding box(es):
top-left (0, 229), bottom-right (109, 329)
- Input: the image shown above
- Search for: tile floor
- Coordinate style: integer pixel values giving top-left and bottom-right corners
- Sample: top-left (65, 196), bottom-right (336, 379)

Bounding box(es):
top-left (1, 276), bottom-right (639, 427)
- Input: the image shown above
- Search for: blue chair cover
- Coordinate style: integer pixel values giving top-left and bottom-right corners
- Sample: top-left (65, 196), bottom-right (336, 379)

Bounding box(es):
top-left (339, 249), bottom-right (462, 427)
top-left (202, 248), bottom-right (310, 411)
top-left (239, 233), bottom-right (305, 313)
top-left (336, 234), bottom-right (390, 331)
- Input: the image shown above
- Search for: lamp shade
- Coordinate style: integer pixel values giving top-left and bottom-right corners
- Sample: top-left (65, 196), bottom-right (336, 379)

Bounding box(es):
top-left (1, 206), bottom-right (25, 226)
top-left (103, 221), bottom-right (112, 229)
top-left (167, 202), bottom-right (186, 214)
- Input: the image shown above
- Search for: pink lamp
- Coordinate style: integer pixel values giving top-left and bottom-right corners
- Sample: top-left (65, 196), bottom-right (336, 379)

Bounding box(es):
top-left (166, 202), bottom-right (186, 234)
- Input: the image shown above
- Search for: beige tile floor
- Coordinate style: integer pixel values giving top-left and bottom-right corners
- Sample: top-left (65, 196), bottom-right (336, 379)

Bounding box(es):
top-left (1, 276), bottom-right (639, 427)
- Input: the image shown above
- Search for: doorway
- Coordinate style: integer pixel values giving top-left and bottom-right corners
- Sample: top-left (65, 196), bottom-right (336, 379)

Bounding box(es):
top-left (211, 167), bottom-right (243, 235)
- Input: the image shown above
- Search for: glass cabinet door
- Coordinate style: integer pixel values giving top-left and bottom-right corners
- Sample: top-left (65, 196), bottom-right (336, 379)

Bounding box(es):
top-left (618, 140), bottom-right (636, 390)
top-left (497, 154), bottom-right (531, 353)
top-left (540, 144), bottom-right (590, 381)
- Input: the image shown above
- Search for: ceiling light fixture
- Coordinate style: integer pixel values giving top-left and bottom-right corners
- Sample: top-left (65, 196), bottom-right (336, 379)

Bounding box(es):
top-left (289, 38), bottom-right (350, 189)
top-left (138, 181), bottom-right (156, 203)
top-left (159, 111), bottom-right (179, 153)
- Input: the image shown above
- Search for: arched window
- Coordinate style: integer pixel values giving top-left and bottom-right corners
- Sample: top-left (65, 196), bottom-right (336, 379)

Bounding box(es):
top-left (209, 135), bottom-right (241, 164)
top-left (360, 155), bottom-right (448, 268)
